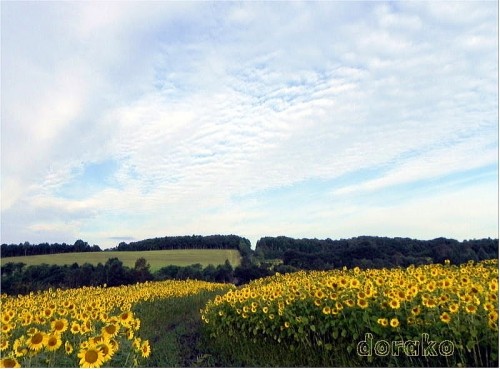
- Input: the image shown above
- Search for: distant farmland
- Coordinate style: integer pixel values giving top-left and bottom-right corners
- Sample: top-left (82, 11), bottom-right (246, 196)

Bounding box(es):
top-left (0, 249), bottom-right (241, 272)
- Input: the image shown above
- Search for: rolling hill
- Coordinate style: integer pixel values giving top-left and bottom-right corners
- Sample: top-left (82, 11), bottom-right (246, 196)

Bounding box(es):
top-left (0, 249), bottom-right (241, 272)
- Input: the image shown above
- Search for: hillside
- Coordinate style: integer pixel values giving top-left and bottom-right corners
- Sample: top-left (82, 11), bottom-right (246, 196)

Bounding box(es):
top-left (0, 249), bottom-right (241, 272)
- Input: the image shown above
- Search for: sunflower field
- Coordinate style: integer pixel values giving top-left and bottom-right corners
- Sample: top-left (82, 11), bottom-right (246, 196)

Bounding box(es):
top-left (0, 280), bottom-right (231, 368)
top-left (202, 259), bottom-right (499, 367)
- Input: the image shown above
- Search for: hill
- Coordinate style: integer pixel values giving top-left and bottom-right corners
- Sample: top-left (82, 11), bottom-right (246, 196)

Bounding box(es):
top-left (0, 249), bottom-right (241, 272)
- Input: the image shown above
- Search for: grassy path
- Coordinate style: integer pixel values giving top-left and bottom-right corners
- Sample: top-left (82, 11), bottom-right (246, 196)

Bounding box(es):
top-left (133, 290), bottom-right (230, 367)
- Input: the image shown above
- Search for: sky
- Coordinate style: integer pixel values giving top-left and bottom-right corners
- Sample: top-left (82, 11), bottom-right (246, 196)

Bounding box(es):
top-left (1, 1), bottom-right (498, 249)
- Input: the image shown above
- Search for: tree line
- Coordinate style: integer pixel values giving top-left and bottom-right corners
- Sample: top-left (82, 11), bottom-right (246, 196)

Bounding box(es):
top-left (0, 256), bottom-right (272, 295)
top-left (0, 239), bottom-right (101, 257)
top-left (112, 234), bottom-right (251, 253)
top-left (255, 236), bottom-right (499, 269)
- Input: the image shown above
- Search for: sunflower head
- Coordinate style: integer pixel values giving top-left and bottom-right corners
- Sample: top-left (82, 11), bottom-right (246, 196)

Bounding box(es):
top-left (51, 319), bottom-right (68, 333)
top-left (440, 312), bottom-right (451, 324)
top-left (101, 324), bottom-right (119, 338)
top-left (46, 334), bottom-right (62, 352)
top-left (65, 341), bottom-right (74, 355)
top-left (78, 344), bottom-right (105, 368)
top-left (0, 357), bottom-right (21, 368)
top-left (390, 318), bottom-right (400, 328)
top-left (140, 340), bottom-right (151, 358)
top-left (357, 298), bottom-right (368, 309)
top-left (27, 332), bottom-right (46, 351)
top-left (97, 341), bottom-right (114, 363)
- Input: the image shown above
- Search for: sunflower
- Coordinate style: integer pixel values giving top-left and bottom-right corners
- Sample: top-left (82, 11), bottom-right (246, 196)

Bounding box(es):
top-left (357, 298), bottom-right (368, 309)
top-left (51, 318), bottom-right (68, 334)
top-left (109, 338), bottom-right (119, 352)
top-left (42, 307), bottom-right (54, 319)
top-left (0, 338), bottom-right (9, 352)
top-left (78, 344), bottom-right (105, 368)
top-left (489, 279), bottom-right (498, 292)
top-left (389, 299), bottom-right (400, 309)
top-left (440, 312), bottom-right (451, 324)
top-left (1, 324), bottom-right (13, 335)
top-left (89, 335), bottom-right (105, 345)
top-left (344, 299), bottom-right (355, 308)
top-left (449, 303), bottom-right (459, 314)
top-left (488, 320), bottom-right (499, 330)
top-left (315, 289), bottom-right (325, 299)
top-left (46, 334), bottom-right (62, 352)
top-left (119, 311), bottom-right (134, 325)
top-left (0, 357), bottom-right (21, 368)
top-left (465, 305), bottom-right (477, 314)
top-left (1, 312), bottom-right (12, 324)
top-left (20, 313), bottom-right (33, 326)
top-left (101, 324), bottom-right (119, 339)
top-left (425, 299), bottom-right (437, 308)
top-left (65, 341), bottom-right (74, 355)
top-left (377, 318), bottom-right (388, 327)
top-left (390, 318), bottom-right (399, 328)
top-left (484, 302), bottom-right (494, 312)
top-left (124, 328), bottom-right (134, 340)
top-left (322, 306), bottom-right (331, 315)
top-left (132, 338), bottom-right (142, 351)
top-left (12, 338), bottom-right (27, 358)
top-left (70, 322), bottom-right (81, 335)
top-left (27, 331), bottom-right (46, 351)
top-left (97, 341), bottom-right (114, 363)
top-left (81, 320), bottom-right (92, 333)
top-left (140, 340), bottom-right (151, 358)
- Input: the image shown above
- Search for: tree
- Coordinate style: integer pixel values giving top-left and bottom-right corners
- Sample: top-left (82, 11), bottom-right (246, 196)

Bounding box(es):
top-left (104, 258), bottom-right (133, 286)
top-left (215, 260), bottom-right (234, 283)
top-left (134, 258), bottom-right (153, 282)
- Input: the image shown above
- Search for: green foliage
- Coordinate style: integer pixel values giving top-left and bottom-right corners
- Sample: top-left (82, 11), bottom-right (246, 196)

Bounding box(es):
top-left (256, 236), bottom-right (499, 269)
top-left (1, 240), bottom-right (101, 257)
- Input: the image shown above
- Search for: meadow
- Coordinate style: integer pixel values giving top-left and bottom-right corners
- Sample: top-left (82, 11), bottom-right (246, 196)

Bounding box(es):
top-left (0, 259), bottom-right (498, 367)
top-left (0, 249), bottom-right (241, 272)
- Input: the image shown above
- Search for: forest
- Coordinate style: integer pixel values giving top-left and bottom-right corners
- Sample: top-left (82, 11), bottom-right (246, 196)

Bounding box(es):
top-left (255, 235), bottom-right (499, 269)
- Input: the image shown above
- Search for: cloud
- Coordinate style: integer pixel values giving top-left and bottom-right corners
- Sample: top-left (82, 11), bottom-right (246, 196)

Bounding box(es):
top-left (1, 1), bottom-right (497, 247)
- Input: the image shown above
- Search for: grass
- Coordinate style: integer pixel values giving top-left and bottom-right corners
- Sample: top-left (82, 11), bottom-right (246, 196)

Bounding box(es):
top-left (134, 288), bottom-right (233, 367)
top-left (0, 249), bottom-right (241, 272)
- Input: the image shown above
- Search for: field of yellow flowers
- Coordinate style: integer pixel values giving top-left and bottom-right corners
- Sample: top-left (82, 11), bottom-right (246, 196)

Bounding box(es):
top-left (202, 259), bottom-right (499, 367)
top-left (0, 280), bottom-right (231, 368)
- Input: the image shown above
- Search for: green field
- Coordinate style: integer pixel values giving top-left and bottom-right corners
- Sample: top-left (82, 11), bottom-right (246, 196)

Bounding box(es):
top-left (0, 249), bottom-right (241, 272)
